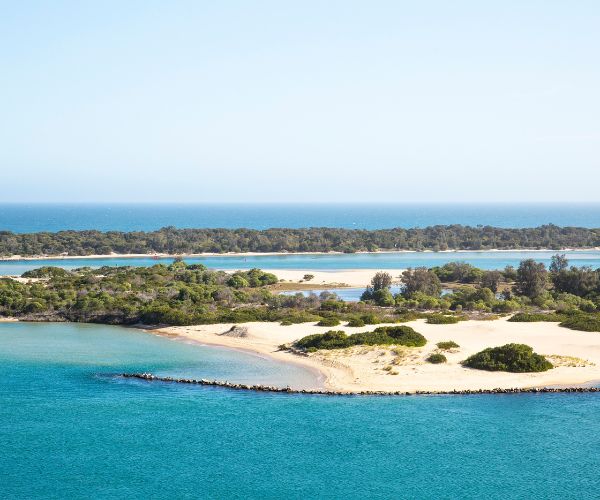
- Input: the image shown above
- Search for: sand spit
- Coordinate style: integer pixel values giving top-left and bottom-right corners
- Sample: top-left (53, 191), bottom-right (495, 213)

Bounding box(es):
top-left (153, 318), bottom-right (600, 393)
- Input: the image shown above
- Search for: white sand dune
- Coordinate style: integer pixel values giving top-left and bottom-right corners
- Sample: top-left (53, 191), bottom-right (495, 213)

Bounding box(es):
top-left (155, 317), bottom-right (600, 393)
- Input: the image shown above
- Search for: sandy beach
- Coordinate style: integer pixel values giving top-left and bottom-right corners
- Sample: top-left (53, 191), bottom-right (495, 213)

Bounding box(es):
top-left (2, 248), bottom-right (599, 262)
top-left (154, 318), bottom-right (600, 393)
top-left (269, 269), bottom-right (404, 287)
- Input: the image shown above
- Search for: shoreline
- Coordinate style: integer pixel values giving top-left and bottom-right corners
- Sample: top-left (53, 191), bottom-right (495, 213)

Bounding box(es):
top-left (151, 319), bottom-right (600, 393)
top-left (147, 326), bottom-right (350, 391)
top-left (2, 247), bottom-right (600, 262)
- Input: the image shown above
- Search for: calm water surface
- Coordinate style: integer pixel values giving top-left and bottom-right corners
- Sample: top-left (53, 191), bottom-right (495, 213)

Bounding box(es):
top-left (1, 322), bottom-right (600, 499)
top-left (3, 250), bottom-right (600, 275)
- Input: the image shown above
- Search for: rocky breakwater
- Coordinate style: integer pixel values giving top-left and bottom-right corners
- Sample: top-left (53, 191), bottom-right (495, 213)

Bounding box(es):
top-left (121, 373), bottom-right (600, 396)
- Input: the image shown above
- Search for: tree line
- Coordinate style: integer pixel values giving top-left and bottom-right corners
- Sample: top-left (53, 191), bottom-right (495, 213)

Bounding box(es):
top-left (1, 224), bottom-right (600, 256)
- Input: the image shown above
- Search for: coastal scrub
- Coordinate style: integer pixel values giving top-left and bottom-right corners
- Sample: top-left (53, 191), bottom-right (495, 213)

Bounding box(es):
top-left (462, 344), bottom-right (553, 373)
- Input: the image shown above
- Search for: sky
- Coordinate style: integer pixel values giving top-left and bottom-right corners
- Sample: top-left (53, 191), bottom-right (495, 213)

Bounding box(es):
top-left (1, 1), bottom-right (599, 203)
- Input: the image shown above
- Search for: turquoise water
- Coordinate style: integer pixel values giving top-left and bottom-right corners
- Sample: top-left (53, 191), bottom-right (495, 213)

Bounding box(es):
top-left (3, 250), bottom-right (600, 275)
top-left (2, 322), bottom-right (600, 499)
top-left (1, 203), bottom-right (600, 232)
top-left (280, 286), bottom-right (453, 301)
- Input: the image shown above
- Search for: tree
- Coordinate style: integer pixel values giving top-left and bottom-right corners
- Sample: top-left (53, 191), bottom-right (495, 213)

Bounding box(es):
top-left (515, 259), bottom-right (547, 299)
top-left (480, 270), bottom-right (503, 293)
top-left (401, 268), bottom-right (442, 298)
top-left (552, 266), bottom-right (599, 297)
top-left (370, 272), bottom-right (392, 291)
top-left (549, 254), bottom-right (569, 274)
top-left (372, 288), bottom-right (395, 307)
top-left (503, 265), bottom-right (517, 281)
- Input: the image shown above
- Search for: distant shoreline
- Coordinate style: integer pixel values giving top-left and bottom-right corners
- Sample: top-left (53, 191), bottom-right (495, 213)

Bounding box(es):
top-left (2, 248), bottom-right (600, 262)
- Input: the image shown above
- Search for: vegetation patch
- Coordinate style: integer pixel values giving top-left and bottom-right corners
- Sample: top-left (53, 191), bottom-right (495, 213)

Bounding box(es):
top-left (462, 344), bottom-right (553, 372)
top-left (436, 341), bottom-right (459, 350)
top-left (294, 326), bottom-right (427, 351)
top-left (347, 317), bottom-right (365, 327)
top-left (316, 316), bottom-right (341, 327)
top-left (425, 314), bottom-right (461, 324)
top-left (426, 353), bottom-right (447, 364)
top-left (508, 312), bottom-right (566, 322)
top-left (545, 355), bottom-right (592, 368)
top-left (559, 314), bottom-right (600, 332)
top-left (360, 313), bottom-right (382, 325)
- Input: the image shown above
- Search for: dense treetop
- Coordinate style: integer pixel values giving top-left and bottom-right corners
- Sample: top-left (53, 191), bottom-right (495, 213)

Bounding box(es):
top-left (1, 224), bottom-right (600, 256)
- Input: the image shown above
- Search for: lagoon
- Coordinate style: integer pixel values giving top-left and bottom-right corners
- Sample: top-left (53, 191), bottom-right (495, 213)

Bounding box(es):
top-left (2, 322), bottom-right (600, 498)
top-left (3, 250), bottom-right (600, 276)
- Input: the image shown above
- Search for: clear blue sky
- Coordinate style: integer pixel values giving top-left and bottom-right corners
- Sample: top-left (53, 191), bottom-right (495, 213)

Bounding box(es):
top-left (1, 1), bottom-right (598, 202)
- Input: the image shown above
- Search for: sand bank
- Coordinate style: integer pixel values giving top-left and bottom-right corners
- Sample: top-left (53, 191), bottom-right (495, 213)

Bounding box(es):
top-left (155, 318), bottom-right (600, 393)
top-left (269, 269), bottom-right (404, 287)
top-left (2, 248), bottom-right (599, 262)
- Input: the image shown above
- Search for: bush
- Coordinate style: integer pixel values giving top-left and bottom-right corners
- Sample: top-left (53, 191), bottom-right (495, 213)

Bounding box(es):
top-left (462, 344), bottom-right (553, 372)
top-left (394, 311), bottom-right (426, 322)
top-left (426, 353), bottom-right (447, 364)
top-left (320, 300), bottom-right (345, 312)
top-left (295, 330), bottom-right (351, 350)
top-left (347, 317), bottom-right (365, 327)
top-left (280, 320), bottom-right (292, 326)
top-left (317, 316), bottom-right (341, 327)
top-left (492, 300), bottom-right (520, 313)
top-left (353, 326), bottom-right (427, 347)
top-left (360, 313), bottom-right (382, 325)
top-left (279, 311), bottom-right (323, 324)
top-left (437, 341), bottom-right (459, 350)
top-left (22, 266), bottom-right (70, 279)
top-left (508, 312), bottom-right (566, 322)
top-left (294, 325), bottom-right (427, 351)
top-left (559, 314), bottom-right (600, 332)
top-left (372, 289), bottom-right (395, 307)
top-left (426, 314), bottom-right (461, 324)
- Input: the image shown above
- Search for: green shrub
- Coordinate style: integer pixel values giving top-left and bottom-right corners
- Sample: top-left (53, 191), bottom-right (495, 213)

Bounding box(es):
top-left (426, 314), bottom-right (461, 324)
top-left (317, 316), bottom-right (341, 327)
top-left (508, 312), bottom-right (566, 322)
top-left (437, 341), bottom-right (459, 350)
top-left (492, 300), bottom-right (521, 313)
top-left (462, 344), bottom-right (553, 372)
top-left (22, 266), bottom-right (70, 279)
top-left (394, 311), bottom-right (426, 322)
top-left (559, 314), bottom-right (600, 332)
top-left (294, 325), bottom-right (427, 351)
top-left (352, 326), bottom-right (427, 347)
top-left (280, 320), bottom-right (292, 326)
top-left (320, 300), bottom-right (345, 312)
top-left (426, 353), bottom-right (447, 364)
top-left (347, 317), bottom-right (365, 327)
top-left (279, 312), bottom-right (322, 324)
top-left (360, 313), bottom-right (382, 325)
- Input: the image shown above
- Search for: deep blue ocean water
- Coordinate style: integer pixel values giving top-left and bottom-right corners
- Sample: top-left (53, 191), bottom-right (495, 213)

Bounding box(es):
top-left (3, 250), bottom-right (600, 275)
top-left (1, 203), bottom-right (600, 232)
top-left (2, 322), bottom-right (600, 499)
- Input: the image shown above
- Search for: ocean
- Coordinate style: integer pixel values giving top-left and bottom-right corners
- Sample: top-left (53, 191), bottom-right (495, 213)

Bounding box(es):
top-left (2, 322), bottom-right (599, 499)
top-left (1, 202), bottom-right (599, 232)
